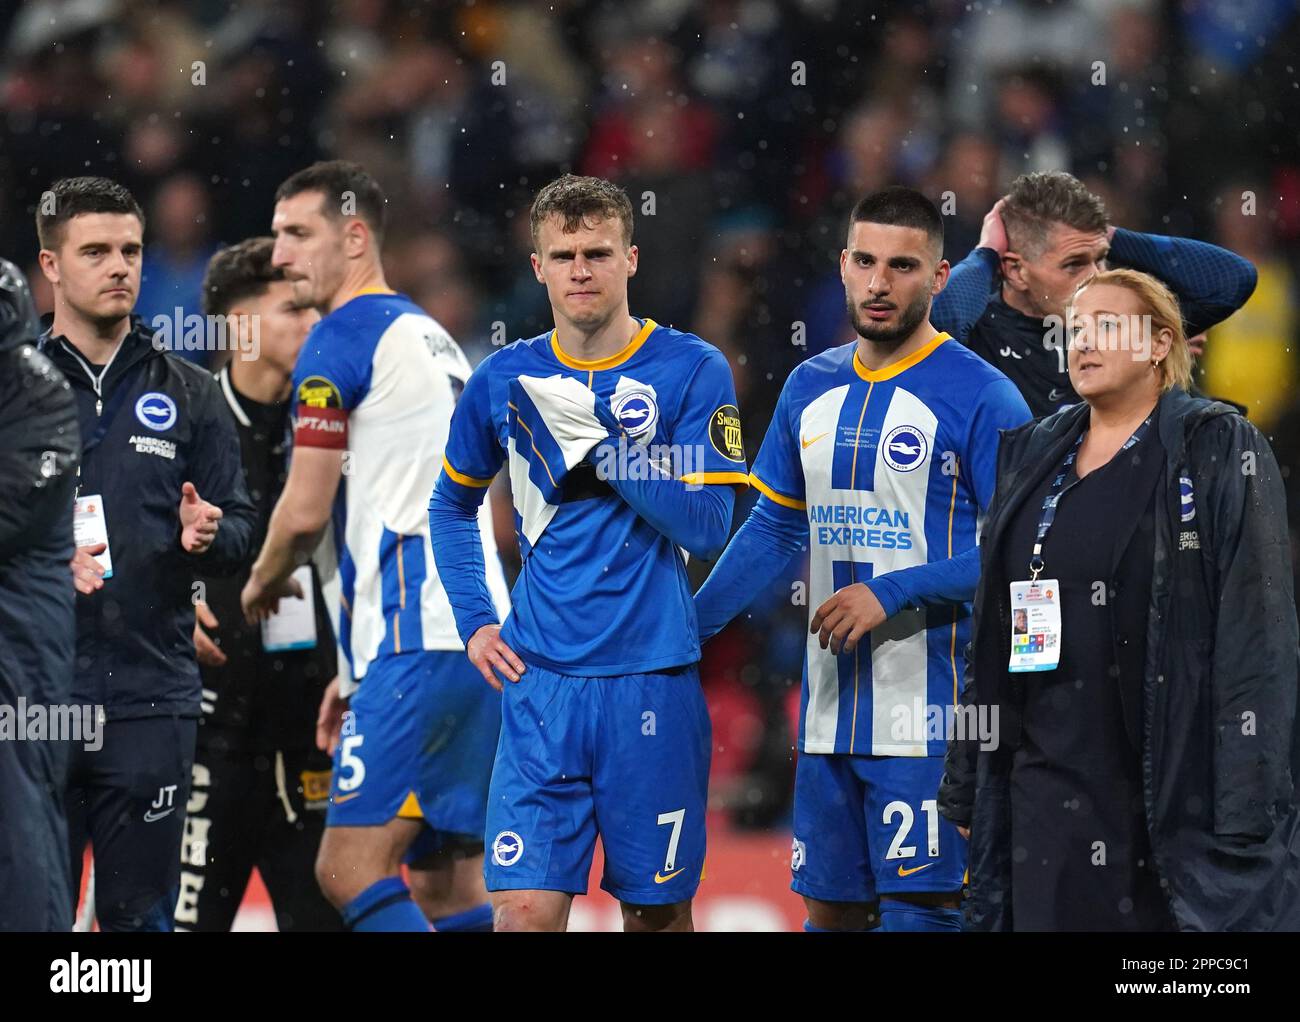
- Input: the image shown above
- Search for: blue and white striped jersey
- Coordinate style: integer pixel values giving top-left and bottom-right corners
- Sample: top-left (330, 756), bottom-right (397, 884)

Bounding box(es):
top-left (749, 333), bottom-right (1030, 755)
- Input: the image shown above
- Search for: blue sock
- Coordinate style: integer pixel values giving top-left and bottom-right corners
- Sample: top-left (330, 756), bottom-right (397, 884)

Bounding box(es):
top-left (433, 903), bottom-right (493, 932)
top-left (342, 877), bottom-right (429, 932)
top-left (878, 898), bottom-right (962, 932)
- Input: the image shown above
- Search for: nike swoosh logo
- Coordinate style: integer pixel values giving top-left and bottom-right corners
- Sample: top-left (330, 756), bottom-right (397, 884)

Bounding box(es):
top-left (896, 862), bottom-right (935, 877)
top-left (142, 808), bottom-right (175, 823)
top-left (654, 869), bottom-right (684, 884)
top-left (801, 432), bottom-right (829, 449)
top-left (332, 792), bottom-right (361, 804)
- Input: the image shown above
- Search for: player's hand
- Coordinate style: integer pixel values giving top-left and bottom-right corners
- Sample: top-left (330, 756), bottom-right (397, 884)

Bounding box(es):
top-left (179, 481), bottom-right (223, 554)
top-left (193, 601), bottom-right (227, 668)
top-left (240, 570), bottom-right (305, 624)
top-left (467, 624), bottom-right (526, 692)
top-left (1188, 332), bottom-right (1207, 358)
top-left (978, 197), bottom-right (1009, 256)
top-left (958, 825), bottom-right (971, 841)
top-left (70, 542), bottom-right (107, 595)
top-left (811, 583), bottom-right (888, 655)
top-left (316, 677), bottom-right (348, 756)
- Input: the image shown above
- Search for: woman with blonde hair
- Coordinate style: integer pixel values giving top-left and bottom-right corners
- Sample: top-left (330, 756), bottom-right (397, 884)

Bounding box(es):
top-left (940, 268), bottom-right (1300, 931)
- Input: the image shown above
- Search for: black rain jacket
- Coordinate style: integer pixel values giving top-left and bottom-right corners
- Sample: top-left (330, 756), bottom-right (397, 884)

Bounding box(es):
top-left (939, 387), bottom-right (1300, 931)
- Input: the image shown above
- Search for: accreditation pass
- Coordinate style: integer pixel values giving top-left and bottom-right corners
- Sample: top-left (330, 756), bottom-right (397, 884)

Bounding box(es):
top-left (1008, 579), bottom-right (1061, 672)
top-left (73, 493), bottom-right (114, 579)
top-left (261, 564), bottom-right (317, 652)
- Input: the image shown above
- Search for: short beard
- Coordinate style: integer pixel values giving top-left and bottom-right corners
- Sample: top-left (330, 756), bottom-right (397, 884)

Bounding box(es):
top-left (846, 290), bottom-right (930, 345)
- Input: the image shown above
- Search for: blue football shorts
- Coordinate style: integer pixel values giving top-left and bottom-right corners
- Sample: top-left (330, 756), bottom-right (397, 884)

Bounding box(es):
top-left (326, 650), bottom-right (499, 847)
top-left (790, 752), bottom-right (967, 903)
top-left (484, 662), bottom-right (711, 905)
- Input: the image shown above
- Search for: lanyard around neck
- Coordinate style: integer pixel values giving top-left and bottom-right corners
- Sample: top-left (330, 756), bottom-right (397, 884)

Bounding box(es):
top-left (1028, 414), bottom-right (1152, 580)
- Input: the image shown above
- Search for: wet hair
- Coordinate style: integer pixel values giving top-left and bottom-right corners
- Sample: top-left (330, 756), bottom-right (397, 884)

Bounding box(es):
top-left (530, 174), bottom-right (635, 249)
top-left (1001, 172), bottom-right (1109, 259)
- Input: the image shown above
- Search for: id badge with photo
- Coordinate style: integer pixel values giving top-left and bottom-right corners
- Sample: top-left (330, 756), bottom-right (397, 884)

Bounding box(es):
top-left (73, 494), bottom-right (113, 579)
top-left (1008, 579), bottom-right (1061, 672)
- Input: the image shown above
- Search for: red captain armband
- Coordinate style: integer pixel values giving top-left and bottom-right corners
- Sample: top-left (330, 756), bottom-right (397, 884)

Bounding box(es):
top-left (294, 405), bottom-right (347, 448)
top-left (293, 375), bottom-right (348, 449)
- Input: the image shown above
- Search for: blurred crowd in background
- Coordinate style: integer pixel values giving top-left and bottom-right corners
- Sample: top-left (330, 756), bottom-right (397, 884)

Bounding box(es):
top-left (3, 0), bottom-right (1299, 828)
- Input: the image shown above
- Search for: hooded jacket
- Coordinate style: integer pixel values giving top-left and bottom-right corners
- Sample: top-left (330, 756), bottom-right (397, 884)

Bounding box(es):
top-left (38, 316), bottom-right (256, 720)
top-left (939, 387), bottom-right (1300, 931)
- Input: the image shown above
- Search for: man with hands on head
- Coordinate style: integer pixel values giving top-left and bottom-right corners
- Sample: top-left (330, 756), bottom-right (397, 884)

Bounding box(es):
top-left (933, 171), bottom-right (1253, 417)
top-left (36, 176), bottom-right (255, 931)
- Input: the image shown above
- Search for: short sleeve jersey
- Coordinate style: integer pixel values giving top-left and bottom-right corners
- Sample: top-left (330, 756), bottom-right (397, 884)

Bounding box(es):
top-left (292, 290), bottom-right (510, 679)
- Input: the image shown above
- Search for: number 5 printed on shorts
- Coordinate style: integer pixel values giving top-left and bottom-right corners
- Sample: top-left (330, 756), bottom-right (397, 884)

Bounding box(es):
top-left (334, 735), bottom-right (366, 802)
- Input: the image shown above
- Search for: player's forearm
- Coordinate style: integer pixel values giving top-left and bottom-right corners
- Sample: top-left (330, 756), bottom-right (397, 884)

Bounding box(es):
top-left (594, 438), bottom-right (736, 559)
top-left (250, 494), bottom-right (326, 589)
top-left (694, 496), bottom-right (807, 642)
top-left (931, 247), bottom-right (999, 344)
top-left (865, 544), bottom-right (980, 617)
top-left (428, 478), bottom-right (500, 644)
top-left (1109, 228), bottom-right (1257, 335)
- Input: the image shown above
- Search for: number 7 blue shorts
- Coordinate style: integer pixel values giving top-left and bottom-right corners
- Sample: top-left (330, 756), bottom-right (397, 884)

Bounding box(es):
top-left (790, 752), bottom-right (967, 903)
top-left (484, 662), bottom-right (711, 906)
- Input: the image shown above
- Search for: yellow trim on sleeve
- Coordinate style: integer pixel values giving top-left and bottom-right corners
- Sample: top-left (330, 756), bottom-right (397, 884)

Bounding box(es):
top-left (853, 332), bottom-right (951, 382)
top-left (749, 472), bottom-right (806, 511)
top-left (678, 471), bottom-right (750, 487)
top-left (550, 318), bottom-right (657, 371)
top-left (442, 455), bottom-right (493, 488)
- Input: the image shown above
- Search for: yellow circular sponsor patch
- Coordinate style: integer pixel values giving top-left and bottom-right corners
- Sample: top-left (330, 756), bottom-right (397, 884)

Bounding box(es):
top-left (709, 403), bottom-right (745, 462)
top-left (297, 375), bottom-right (342, 409)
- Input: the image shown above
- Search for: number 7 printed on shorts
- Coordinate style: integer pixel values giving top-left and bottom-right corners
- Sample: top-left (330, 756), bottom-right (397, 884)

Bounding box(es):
top-left (654, 809), bottom-right (685, 884)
